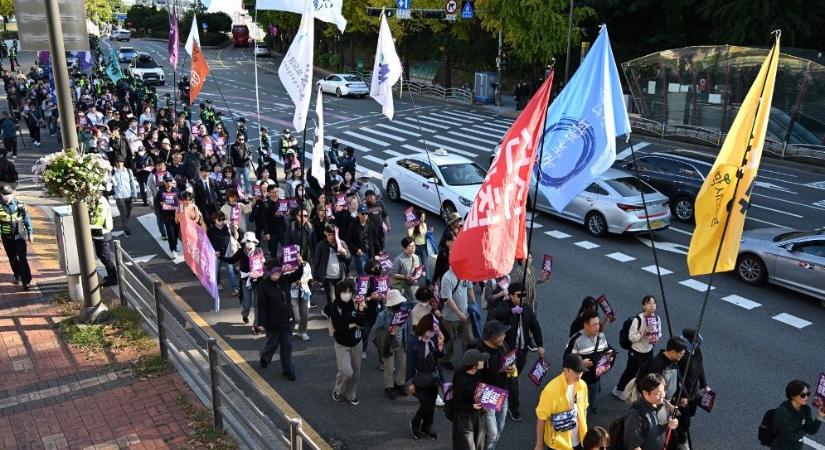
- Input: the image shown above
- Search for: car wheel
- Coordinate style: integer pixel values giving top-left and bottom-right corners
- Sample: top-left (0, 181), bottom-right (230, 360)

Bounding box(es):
top-left (736, 253), bottom-right (767, 285)
top-left (585, 211), bottom-right (608, 237)
top-left (336, 88), bottom-right (343, 98)
top-left (386, 179), bottom-right (401, 202)
top-left (441, 201), bottom-right (457, 222)
top-left (672, 196), bottom-right (694, 222)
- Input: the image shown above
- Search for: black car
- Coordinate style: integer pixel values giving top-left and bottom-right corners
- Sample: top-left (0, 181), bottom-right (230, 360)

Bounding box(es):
top-left (615, 151), bottom-right (713, 222)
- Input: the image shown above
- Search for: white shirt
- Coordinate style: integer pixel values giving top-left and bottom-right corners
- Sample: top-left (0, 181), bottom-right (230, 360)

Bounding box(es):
top-left (566, 384), bottom-right (580, 447)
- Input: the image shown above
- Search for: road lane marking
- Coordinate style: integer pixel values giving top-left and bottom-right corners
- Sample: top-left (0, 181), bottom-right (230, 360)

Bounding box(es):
top-left (401, 118), bottom-right (450, 129)
top-left (669, 226), bottom-right (693, 236)
top-left (574, 240), bottom-right (600, 249)
top-left (750, 203), bottom-right (803, 218)
top-left (483, 122), bottom-right (510, 131)
top-left (416, 140), bottom-right (478, 158)
top-left (384, 150), bottom-right (404, 157)
top-left (418, 115), bottom-right (458, 127)
top-left (678, 279), bottom-right (715, 291)
top-left (389, 120), bottom-right (436, 134)
top-left (325, 136), bottom-right (373, 154)
top-left (545, 230), bottom-right (571, 239)
top-left (428, 111), bottom-right (475, 124)
top-left (721, 295), bottom-right (761, 310)
top-left (754, 180), bottom-right (798, 195)
top-left (374, 123), bottom-right (421, 137)
top-left (342, 131), bottom-right (388, 147)
top-left (463, 127), bottom-right (504, 139)
top-left (753, 192), bottom-right (825, 211)
top-left (746, 216), bottom-right (792, 228)
top-left (428, 135), bottom-right (490, 152)
top-left (814, 200), bottom-right (825, 208)
top-left (359, 127), bottom-right (406, 142)
top-left (803, 438), bottom-right (825, 450)
top-left (805, 181), bottom-right (825, 190)
top-left (636, 236), bottom-right (689, 255)
top-left (447, 130), bottom-right (498, 146)
top-left (436, 109), bottom-right (489, 121)
top-left (471, 124), bottom-right (509, 134)
top-left (136, 214), bottom-right (184, 264)
top-left (364, 155), bottom-right (386, 166)
top-left (772, 313), bottom-right (811, 329)
top-left (641, 265), bottom-right (673, 275)
top-left (606, 252), bottom-right (636, 262)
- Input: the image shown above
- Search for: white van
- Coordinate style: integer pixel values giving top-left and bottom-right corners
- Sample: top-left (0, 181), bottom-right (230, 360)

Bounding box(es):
top-left (110, 29), bottom-right (131, 41)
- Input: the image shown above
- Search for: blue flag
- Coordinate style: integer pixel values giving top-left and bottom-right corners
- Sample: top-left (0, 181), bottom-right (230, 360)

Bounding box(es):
top-left (105, 47), bottom-right (123, 83)
top-left (535, 26), bottom-right (631, 211)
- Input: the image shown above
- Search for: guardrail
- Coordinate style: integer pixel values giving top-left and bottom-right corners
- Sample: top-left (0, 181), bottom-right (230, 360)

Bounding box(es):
top-left (628, 116), bottom-right (825, 163)
top-left (393, 79), bottom-right (473, 103)
top-left (112, 241), bottom-right (323, 450)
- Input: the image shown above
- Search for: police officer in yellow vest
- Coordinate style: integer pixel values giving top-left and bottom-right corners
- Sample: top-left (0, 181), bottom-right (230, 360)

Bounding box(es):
top-left (89, 190), bottom-right (117, 286)
top-left (1, 185), bottom-right (33, 290)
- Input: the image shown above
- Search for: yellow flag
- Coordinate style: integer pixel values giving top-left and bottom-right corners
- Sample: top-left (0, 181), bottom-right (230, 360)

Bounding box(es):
top-left (687, 35), bottom-right (780, 276)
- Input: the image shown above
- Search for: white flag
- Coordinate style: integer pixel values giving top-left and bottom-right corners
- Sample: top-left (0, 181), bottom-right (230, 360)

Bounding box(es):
top-left (257, 0), bottom-right (347, 33)
top-left (184, 16), bottom-right (200, 56)
top-left (311, 84), bottom-right (326, 188)
top-left (370, 11), bottom-right (402, 120)
top-left (278, 0), bottom-right (315, 132)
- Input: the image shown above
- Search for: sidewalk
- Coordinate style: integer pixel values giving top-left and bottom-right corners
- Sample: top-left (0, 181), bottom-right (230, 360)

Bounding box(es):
top-left (0, 206), bottom-right (225, 449)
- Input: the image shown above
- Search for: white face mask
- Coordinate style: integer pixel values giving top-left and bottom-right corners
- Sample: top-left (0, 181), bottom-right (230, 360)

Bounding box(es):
top-left (340, 293), bottom-right (352, 302)
top-left (1, 195), bottom-right (12, 203)
top-left (244, 242), bottom-right (255, 251)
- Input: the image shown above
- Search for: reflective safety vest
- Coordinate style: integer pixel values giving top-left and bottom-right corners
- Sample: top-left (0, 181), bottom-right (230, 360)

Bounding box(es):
top-left (89, 198), bottom-right (113, 239)
top-left (0, 201), bottom-right (27, 238)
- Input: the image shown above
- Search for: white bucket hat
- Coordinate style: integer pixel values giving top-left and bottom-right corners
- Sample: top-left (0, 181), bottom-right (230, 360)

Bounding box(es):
top-left (385, 289), bottom-right (405, 308)
top-left (241, 231), bottom-right (259, 244)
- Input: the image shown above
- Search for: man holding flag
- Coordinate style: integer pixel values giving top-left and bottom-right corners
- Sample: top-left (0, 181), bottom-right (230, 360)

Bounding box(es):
top-left (370, 9), bottom-right (402, 120)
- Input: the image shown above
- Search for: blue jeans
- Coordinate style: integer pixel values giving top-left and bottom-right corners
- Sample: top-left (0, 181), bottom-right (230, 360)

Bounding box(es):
top-left (241, 280), bottom-right (259, 326)
top-left (354, 253), bottom-right (367, 276)
top-left (235, 165), bottom-right (250, 193)
top-left (483, 397), bottom-right (508, 450)
top-left (467, 303), bottom-right (483, 341)
top-left (216, 259), bottom-right (239, 291)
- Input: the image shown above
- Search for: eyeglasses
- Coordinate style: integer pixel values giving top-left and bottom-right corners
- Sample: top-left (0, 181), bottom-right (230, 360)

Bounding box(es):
top-left (799, 392), bottom-right (810, 398)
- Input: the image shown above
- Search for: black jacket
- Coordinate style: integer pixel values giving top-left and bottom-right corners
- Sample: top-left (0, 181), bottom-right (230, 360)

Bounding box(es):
top-left (473, 340), bottom-right (510, 389)
top-left (312, 239), bottom-right (350, 281)
top-left (206, 223), bottom-right (232, 255)
top-left (257, 266), bottom-right (304, 330)
top-left (330, 300), bottom-right (366, 347)
top-left (637, 350), bottom-right (681, 400)
top-left (193, 177), bottom-right (219, 214)
top-left (284, 221), bottom-right (315, 258)
top-left (344, 219), bottom-right (379, 259)
top-left (262, 199), bottom-right (287, 241)
top-left (679, 348), bottom-right (707, 400)
top-left (623, 400), bottom-right (669, 450)
top-left (491, 299), bottom-right (543, 352)
top-left (452, 369), bottom-right (482, 414)
top-left (230, 142), bottom-right (251, 166)
top-left (0, 157), bottom-right (17, 183)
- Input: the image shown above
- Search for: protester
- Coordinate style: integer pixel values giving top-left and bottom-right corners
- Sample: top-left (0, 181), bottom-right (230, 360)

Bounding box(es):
top-left (615, 295), bottom-right (661, 400)
top-left (344, 204), bottom-right (378, 275)
top-left (207, 211), bottom-right (240, 295)
top-left (534, 353), bottom-right (589, 450)
top-left (290, 259), bottom-right (313, 342)
top-left (406, 208), bottom-right (432, 278)
top-left (621, 373), bottom-right (678, 450)
top-left (257, 257), bottom-right (305, 381)
top-left (312, 224), bottom-right (351, 318)
top-left (360, 258), bottom-right (384, 362)
top-left (373, 289), bottom-right (408, 399)
top-left (674, 328), bottom-right (708, 450)
top-left (439, 266), bottom-right (475, 370)
top-left (221, 232), bottom-right (266, 330)
top-left (406, 313), bottom-right (443, 440)
top-left (0, 184), bottom-right (32, 289)
top-left (635, 337), bottom-right (687, 406)
top-left (155, 174), bottom-right (180, 256)
top-left (452, 349), bottom-right (488, 450)
top-left (582, 427), bottom-right (610, 450)
top-left (390, 237), bottom-right (421, 303)
top-left (475, 320), bottom-right (513, 450)
top-left (111, 156), bottom-right (137, 235)
top-left (331, 278), bottom-right (366, 406)
top-left (508, 253), bottom-right (549, 316)
top-left (565, 309), bottom-right (610, 413)
top-left (89, 191), bottom-right (117, 286)
top-left (770, 379), bottom-right (825, 450)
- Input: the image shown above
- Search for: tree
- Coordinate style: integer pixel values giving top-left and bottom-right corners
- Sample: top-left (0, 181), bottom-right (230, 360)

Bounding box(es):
top-left (700, 0), bottom-right (822, 48)
top-left (0, 0), bottom-right (13, 31)
top-left (85, 0), bottom-right (114, 23)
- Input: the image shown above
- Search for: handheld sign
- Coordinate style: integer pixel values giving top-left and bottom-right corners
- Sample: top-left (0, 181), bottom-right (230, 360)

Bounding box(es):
top-left (541, 254), bottom-right (553, 278)
top-left (645, 315), bottom-right (662, 345)
top-left (230, 204), bottom-right (241, 225)
top-left (334, 193), bottom-right (347, 212)
top-left (815, 373), bottom-right (825, 410)
top-left (698, 389), bottom-right (716, 413)
top-left (474, 383), bottom-right (508, 412)
top-left (411, 264), bottom-right (425, 281)
top-left (594, 349), bottom-right (617, 378)
top-left (281, 245), bottom-right (299, 273)
top-left (350, 181), bottom-right (363, 194)
top-left (377, 252), bottom-right (393, 273)
top-left (390, 309), bottom-right (410, 327)
top-left (501, 349), bottom-right (517, 368)
top-left (325, 202), bottom-right (334, 218)
top-left (528, 358), bottom-right (548, 386)
top-left (596, 294), bottom-right (616, 322)
top-left (161, 191), bottom-right (178, 210)
top-left (248, 250), bottom-right (265, 278)
top-left (287, 197), bottom-right (299, 211)
top-left (275, 199), bottom-right (289, 217)
top-left (374, 274), bottom-right (389, 299)
top-left (404, 206), bottom-right (419, 228)
top-left (251, 183), bottom-right (262, 198)
top-left (355, 276), bottom-right (370, 302)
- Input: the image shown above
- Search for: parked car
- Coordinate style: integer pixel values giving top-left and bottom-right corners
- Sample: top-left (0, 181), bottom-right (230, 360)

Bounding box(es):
top-left (736, 228), bottom-right (825, 302)
top-left (110, 29), bottom-right (131, 41)
top-left (382, 149), bottom-right (486, 220)
top-left (614, 150), bottom-right (712, 222)
top-left (117, 47), bottom-right (137, 63)
top-left (317, 74), bottom-right (369, 98)
top-left (128, 53), bottom-right (165, 85)
top-left (253, 41), bottom-right (271, 57)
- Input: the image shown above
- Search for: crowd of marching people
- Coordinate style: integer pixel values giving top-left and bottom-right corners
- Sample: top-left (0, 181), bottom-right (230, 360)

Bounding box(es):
top-left (2, 39), bottom-right (825, 450)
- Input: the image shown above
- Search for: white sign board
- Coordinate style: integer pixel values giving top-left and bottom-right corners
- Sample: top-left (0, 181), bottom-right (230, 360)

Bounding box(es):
top-left (14, 0), bottom-right (90, 51)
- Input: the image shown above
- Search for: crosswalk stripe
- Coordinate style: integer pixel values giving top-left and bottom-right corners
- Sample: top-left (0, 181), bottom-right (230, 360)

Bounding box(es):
top-left (463, 127), bottom-right (504, 139)
top-left (325, 136), bottom-right (372, 153)
top-left (364, 154), bottom-right (387, 165)
top-left (389, 120), bottom-right (436, 133)
top-left (545, 230), bottom-right (571, 239)
top-left (772, 313), bottom-right (811, 329)
top-left (447, 130), bottom-right (498, 146)
top-left (471, 124), bottom-right (510, 134)
top-left (418, 115), bottom-right (457, 127)
top-left (360, 127), bottom-right (406, 142)
top-left (641, 265), bottom-right (673, 276)
top-left (678, 279), bottom-right (715, 292)
top-left (401, 118), bottom-right (449, 130)
top-left (415, 140), bottom-right (478, 158)
top-left (606, 252), bottom-right (636, 262)
top-left (436, 109), bottom-right (489, 121)
top-left (428, 135), bottom-right (490, 152)
top-left (342, 130), bottom-right (388, 147)
top-left (384, 149), bottom-right (404, 157)
top-left (428, 111), bottom-right (475, 124)
top-left (483, 122), bottom-right (511, 131)
top-left (574, 240), bottom-right (600, 249)
top-left (375, 123), bottom-right (421, 137)
top-left (721, 295), bottom-right (761, 310)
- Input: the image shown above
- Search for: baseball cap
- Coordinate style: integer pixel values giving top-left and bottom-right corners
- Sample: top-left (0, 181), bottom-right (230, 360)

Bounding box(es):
top-left (482, 320), bottom-right (510, 340)
top-left (462, 349), bottom-right (489, 368)
top-left (357, 204), bottom-right (368, 214)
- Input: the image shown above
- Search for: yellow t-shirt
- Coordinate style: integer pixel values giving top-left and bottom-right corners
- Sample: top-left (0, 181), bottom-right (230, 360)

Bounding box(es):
top-left (535, 373), bottom-right (589, 450)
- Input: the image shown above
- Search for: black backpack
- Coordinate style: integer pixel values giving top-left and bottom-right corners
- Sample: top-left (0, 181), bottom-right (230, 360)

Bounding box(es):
top-left (758, 408), bottom-right (777, 446)
top-left (619, 316), bottom-right (640, 350)
top-left (608, 404), bottom-right (646, 450)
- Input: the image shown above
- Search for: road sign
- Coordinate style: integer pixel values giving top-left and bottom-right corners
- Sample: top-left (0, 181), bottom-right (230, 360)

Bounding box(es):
top-left (202, 22), bottom-right (208, 30)
top-left (444, 0), bottom-right (457, 14)
top-left (461, 1), bottom-right (474, 19)
top-left (397, 9), bottom-right (412, 19)
top-left (13, 0), bottom-right (90, 51)
top-left (396, 0), bottom-right (411, 8)
top-left (115, 13), bottom-right (127, 21)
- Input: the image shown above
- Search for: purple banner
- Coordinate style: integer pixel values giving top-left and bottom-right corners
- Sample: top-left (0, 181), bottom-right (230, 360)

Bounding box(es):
top-left (474, 383), bottom-right (509, 412)
top-left (282, 244), bottom-right (299, 273)
top-left (180, 216), bottom-right (219, 310)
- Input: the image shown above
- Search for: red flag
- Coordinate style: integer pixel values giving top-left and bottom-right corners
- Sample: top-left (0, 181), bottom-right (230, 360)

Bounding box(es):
top-left (189, 40), bottom-right (210, 104)
top-left (449, 71), bottom-right (554, 281)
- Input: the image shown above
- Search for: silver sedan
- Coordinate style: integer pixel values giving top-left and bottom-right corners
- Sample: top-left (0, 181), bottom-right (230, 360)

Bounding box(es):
top-left (736, 228), bottom-right (825, 302)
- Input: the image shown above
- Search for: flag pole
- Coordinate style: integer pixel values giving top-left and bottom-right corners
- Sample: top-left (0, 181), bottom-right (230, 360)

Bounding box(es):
top-left (171, 1), bottom-right (178, 117)
top-left (404, 85), bottom-right (444, 220)
top-left (253, 7), bottom-right (262, 162)
top-left (626, 134), bottom-right (673, 337)
top-left (668, 32), bottom-right (780, 437)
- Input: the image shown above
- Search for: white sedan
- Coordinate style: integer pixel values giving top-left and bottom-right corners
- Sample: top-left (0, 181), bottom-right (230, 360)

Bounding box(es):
top-left (317, 74), bottom-right (369, 98)
top-left (382, 149), bottom-right (486, 221)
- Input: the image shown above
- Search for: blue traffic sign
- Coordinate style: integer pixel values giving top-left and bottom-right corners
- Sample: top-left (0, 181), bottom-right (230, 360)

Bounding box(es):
top-left (396, 0), bottom-right (411, 8)
top-left (461, 0), bottom-right (474, 19)
top-left (115, 14), bottom-right (127, 21)
top-left (201, 22), bottom-right (208, 30)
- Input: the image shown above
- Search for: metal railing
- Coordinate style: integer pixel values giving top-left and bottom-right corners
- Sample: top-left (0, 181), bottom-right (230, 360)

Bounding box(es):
top-left (628, 116), bottom-right (825, 163)
top-left (113, 241), bottom-right (323, 450)
top-left (393, 79), bottom-right (473, 103)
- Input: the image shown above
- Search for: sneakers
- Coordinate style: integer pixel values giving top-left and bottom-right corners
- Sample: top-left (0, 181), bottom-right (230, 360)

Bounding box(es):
top-left (332, 390), bottom-right (342, 402)
top-left (22, 283), bottom-right (31, 291)
top-left (384, 388), bottom-right (398, 400)
top-left (508, 410), bottom-right (522, 422)
top-left (13, 276), bottom-right (20, 285)
top-left (410, 420), bottom-right (424, 440)
top-left (299, 333), bottom-right (310, 341)
top-left (171, 251), bottom-right (177, 259)
top-left (348, 397), bottom-right (360, 406)
top-left (421, 430), bottom-right (438, 440)
top-left (284, 372), bottom-right (296, 381)
top-left (612, 387), bottom-right (625, 401)
top-left (362, 352), bottom-right (367, 360)
top-left (232, 289), bottom-right (240, 296)
top-left (242, 316), bottom-right (249, 324)
top-left (260, 357), bottom-right (269, 369)
top-left (161, 235), bottom-right (167, 240)
top-left (527, 345), bottom-right (538, 352)
top-left (435, 395), bottom-right (444, 407)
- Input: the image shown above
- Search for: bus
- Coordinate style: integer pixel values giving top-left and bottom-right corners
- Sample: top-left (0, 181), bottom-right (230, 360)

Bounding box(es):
top-left (232, 24), bottom-right (250, 47)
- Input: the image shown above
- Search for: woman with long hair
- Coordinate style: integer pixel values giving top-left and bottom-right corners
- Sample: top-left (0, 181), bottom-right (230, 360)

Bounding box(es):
top-left (406, 314), bottom-right (443, 440)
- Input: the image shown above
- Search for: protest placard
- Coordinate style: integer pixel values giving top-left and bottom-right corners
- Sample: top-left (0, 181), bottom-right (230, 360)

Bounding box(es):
top-left (281, 245), bottom-right (300, 273)
top-left (597, 294), bottom-right (616, 322)
top-left (594, 349), bottom-right (617, 378)
top-left (248, 249), bottom-right (265, 279)
top-left (501, 350), bottom-right (517, 368)
top-left (374, 274), bottom-right (389, 299)
top-left (411, 265), bottom-right (425, 281)
top-left (404, 206), bottom-right (419, 228)
top-left (541, 254), bottom-right (553, 278)
top-left (355, 276), bottom-right (370, 302)
top-left (161, 191), bottom-right (178, 210)
top-left (275, 199), bottom-right (290, 217)
top-left (698, 389), bottom-right (717, 413)
top-left (377, 252), bottom-right (393, 273)
top-left (528, 358), bottom-right (548, 386)
top-left (474, 383), bottom-right (509, 412)
top-left (645, 315), bottom-right (662, 344)
top-left (335, 193), bottom-right (347, 211)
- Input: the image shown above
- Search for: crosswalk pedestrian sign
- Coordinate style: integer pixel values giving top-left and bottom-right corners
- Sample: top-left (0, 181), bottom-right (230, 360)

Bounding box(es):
top-left (461, 1), bottom-right (474, 19)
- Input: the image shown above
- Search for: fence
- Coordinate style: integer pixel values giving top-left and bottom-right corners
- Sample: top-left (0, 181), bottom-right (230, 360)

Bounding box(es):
top-left (394, 79), bottom-right (473, 103)
top-left (628, 116), bottom-right (825, 163)
top-left (112, 241), bottom-right (324, 450)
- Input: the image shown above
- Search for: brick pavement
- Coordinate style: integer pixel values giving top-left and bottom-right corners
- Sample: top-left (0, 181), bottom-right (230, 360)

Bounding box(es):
top-left (0, 205), bottom-right (219, 449)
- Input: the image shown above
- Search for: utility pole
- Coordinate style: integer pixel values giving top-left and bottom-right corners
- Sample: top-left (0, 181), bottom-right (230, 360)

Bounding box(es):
top-left (564, 0), bottom-right (574, 83)
top-left (44, 0), bottom-right (106, 322)
top-left (495, 29), bottom-right (502, 106)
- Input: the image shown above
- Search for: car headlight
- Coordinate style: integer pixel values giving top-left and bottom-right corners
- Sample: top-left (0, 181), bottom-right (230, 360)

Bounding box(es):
top-left (459, 196), bottom-right (473, 207)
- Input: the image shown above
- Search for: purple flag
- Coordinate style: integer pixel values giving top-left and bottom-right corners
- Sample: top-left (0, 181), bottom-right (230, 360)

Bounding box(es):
top-left (269, 23), bottom-right (278, 37)
top-left (168, 6), bottom-right (179, 68)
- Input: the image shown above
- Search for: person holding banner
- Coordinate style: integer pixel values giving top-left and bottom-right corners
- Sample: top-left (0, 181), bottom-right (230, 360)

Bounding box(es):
top-left (614, 295), bottom-right (660, 400)
top-left (221, 232), bottom-right (266, 331)
top-left (312, 223), bottom-right (351, 318)
top-left (475, 320), bottom-right (514, 449)
top-left (533, 353), bottom-right (589, 450)
top-left (258, 257), bottom-right (305, 381)
top-left (219, 188), bottom-right (252, 234)
top-left (175, 191), bottom-right (206, 230)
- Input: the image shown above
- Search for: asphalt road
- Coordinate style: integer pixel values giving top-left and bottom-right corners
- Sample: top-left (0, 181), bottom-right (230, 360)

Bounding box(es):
top-left (13, 39), bottom-right (825, 449)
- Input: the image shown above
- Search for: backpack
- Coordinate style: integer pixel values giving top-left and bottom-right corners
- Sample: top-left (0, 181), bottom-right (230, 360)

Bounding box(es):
top-left (619, 315), bottom-right (640, 350)
top-left (758, 408), bottom-right (777, 446)
top-left (608, 404), bottom-right (645, 450)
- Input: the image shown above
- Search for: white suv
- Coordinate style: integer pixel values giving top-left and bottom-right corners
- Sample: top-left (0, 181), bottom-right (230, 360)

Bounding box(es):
top-left (128, 53), bottom-right (165, 85)
top-left (110, 29), bottom-right (131, 41)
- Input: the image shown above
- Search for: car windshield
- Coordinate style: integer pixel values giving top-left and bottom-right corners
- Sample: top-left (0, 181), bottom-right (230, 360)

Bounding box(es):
top-left (343, 75), bottom-right (362, 82)
top-left (136, 59), bottom-right (158, 69)
top-left (121, 48), bottom-right (134, 53)
top-left (773, 230), bottom-right (824, 242)
top-left (439, 163), bottom-right (486, 186)
top-left (604, 177), bottom-right (657, 196)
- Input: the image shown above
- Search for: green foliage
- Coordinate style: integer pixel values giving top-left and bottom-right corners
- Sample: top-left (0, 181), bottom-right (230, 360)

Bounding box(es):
top-left (55, 305), bottom-right (153, 353)
top-left (178, 394), bottom-right (238, 449)
top-left (57, 319), bottom-right (109, 351)
top-left (0, 0), bottom-right (13, 18)
top-left (700, 0), bottom-right (822, 48)
top-left (0, 30), bottom-right (16, 40)
top-left (328, 53), bottom-right (342, 71)
top-left (85, 0), bottom-right (114, 23)
top-left (133, 354), bottom-right (171, 378)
